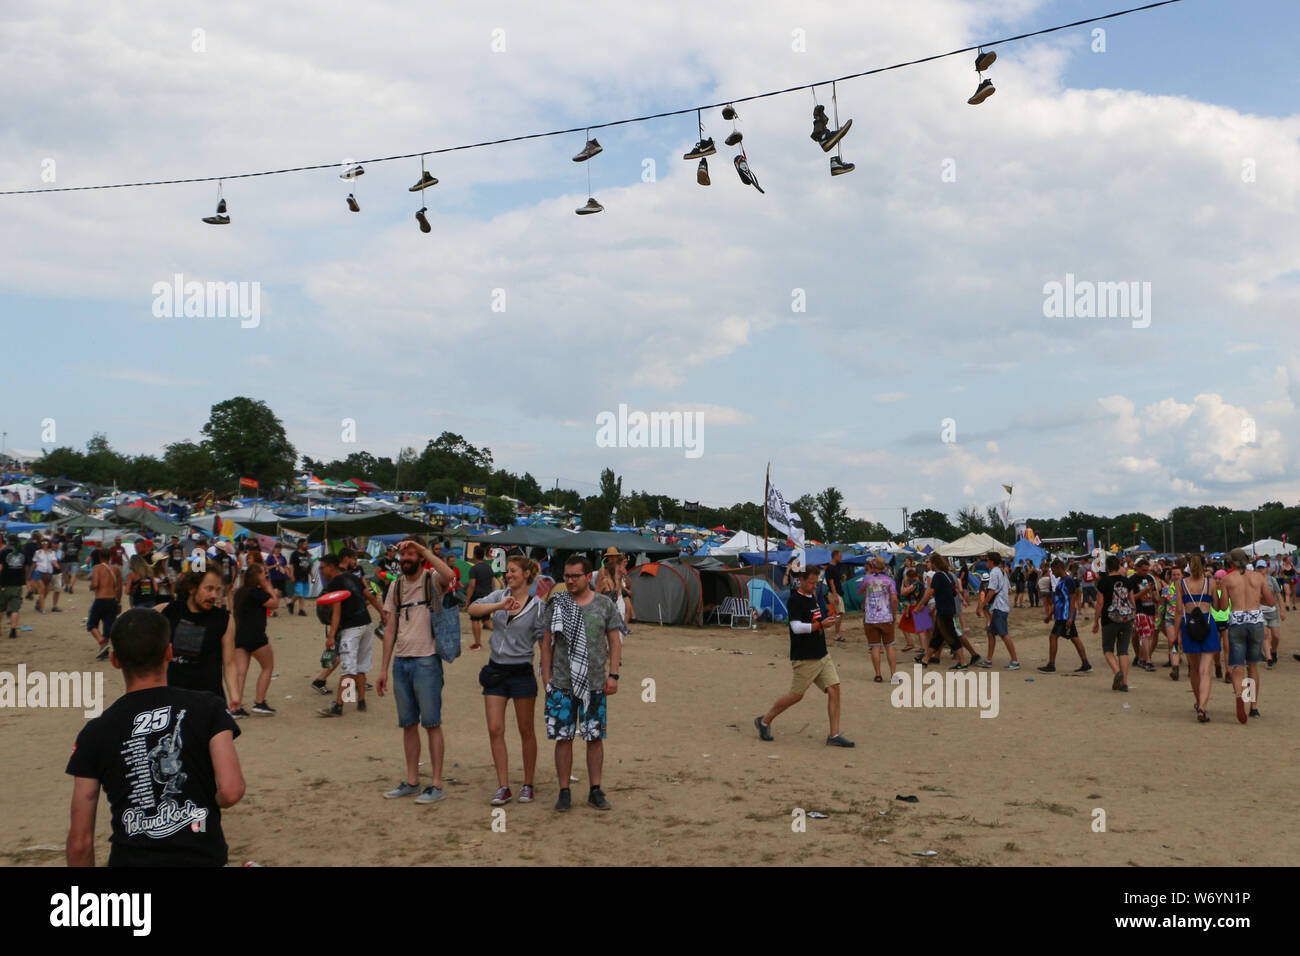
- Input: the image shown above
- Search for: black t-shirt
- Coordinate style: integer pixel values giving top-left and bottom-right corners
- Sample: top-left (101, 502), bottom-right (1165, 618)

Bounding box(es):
top-left (469, 561), bottom-right (495, 599)
top-left (824, 562), bottom-right (843, 596)
top-left (291, 550), bottom-right (313, 582)
top-left (66, 684), bottom-right (239, 867)
top-left (1129, 573), bottom-right (1157, 615)
top-left (931, 570), bottom-right (957, 616)
top-left (62, 536), bottom-right (81, 561)
top-left (787, 589), bottom-right (827, 661)
top-left (22, 541), bottom-right (38, 568)
top-left (326, 573), bottom-right (370, 629)
top-left (0, 547), bottom-right (26, 586)
top-left (167, 543), bottom-right (184, 570)
top-left (235, 589), bottom-right (270, 644)
top-left (161, 601), bottom-right (230, 699)
top-left (1096, 574), bottom-right (1136, 625)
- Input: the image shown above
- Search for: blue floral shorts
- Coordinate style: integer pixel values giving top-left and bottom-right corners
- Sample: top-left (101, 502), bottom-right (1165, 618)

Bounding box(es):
top-left (544, 685), bottom-right (607, 742)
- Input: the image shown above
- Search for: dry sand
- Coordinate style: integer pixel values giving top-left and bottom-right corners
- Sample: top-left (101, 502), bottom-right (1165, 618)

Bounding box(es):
top-left (3, 596), bottom-right (1297, 866)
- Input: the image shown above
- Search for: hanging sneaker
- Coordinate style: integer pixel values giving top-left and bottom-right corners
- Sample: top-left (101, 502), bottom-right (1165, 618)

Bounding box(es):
top-left (346, 193), bottom-right (360, 212)
top-left (721, 104), bottom-right (738, 121)
top-left (202, 213), bottom-right (230, 225)
top-left (575, 197), bottom-right (604, 215)
top-left (724, 130), bottom-right (743, 146)
top-left (817, 119), bottom-right (853, 153)
top-left (830, 156), bottom-right (855, 176)
top-left (216, 199), bottom-right (227, 214)
top-left (416, 207), bottom-right (431, 232)
top-left (975, 49), bottom-right (997, 72)
top-left (572, 138), bottom-right (603, 162)
top-left (339, 164), bottom-right (364, 180)
top-left (968, 78), bottom-right (996, 105)
top-left (408, 171), bottom-right (439, 191)
top-left (810, 105), bottom-right (828, 141)
top-left (696, 157), bottom-right (710, 186)
top-left (733, 155), bottom-right (764, 194)
top-left (683, 138), bottom-right (716, 160)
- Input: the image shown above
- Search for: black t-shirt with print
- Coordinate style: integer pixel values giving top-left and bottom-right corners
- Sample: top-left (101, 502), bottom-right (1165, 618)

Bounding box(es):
top-left (1096, 574), bottom-right (1136, 625)
top-left (0, 547), bottom-right (25, 587)
top-left (787, 589), bottom-right (827, 661)
top-left (161, 601), bottom-right (230, 699)
top-left (326, 573), bottom-right (370, 629)
top-left (291, 550), bottom-right (313, 582)
top-left (167, 543), bottom-right (184, 571)
top-left (1129, 573), bottom-right (1158, 616)
top-left (65, 684), bottom-right (240, 867)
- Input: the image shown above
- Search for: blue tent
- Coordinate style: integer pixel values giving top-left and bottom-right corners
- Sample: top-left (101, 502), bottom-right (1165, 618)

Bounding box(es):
top-left (1013, 537), bottom-right (1048, 565)
top-left (747, 578), bottom-right (788, 622)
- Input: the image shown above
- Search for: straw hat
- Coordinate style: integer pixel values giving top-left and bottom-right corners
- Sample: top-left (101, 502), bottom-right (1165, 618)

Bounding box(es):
top-left (603, 546), bottom-right (622, 558)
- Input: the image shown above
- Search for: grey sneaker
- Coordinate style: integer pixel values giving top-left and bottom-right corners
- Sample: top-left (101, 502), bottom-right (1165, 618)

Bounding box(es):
top-left (588, 787), bottom-right (612, 810)
top-left (518, 785), bottom-right (536, 803)
top-left (572, 138), bottom-right (602, 162)
top-left (415, 786), bottom-right (445, 805)
top-left (491, 787), bottom-right (513, 806)
top-left (754, 715), bottom-right (773, 741)
top-left (384, 781), bottom-right (422, 799)
top-left (725, 130), bottom-right (743, 146)
top-left (826, 734), bottom-right (855, 748)
top-left (575, 197), bottom-right (604, 215)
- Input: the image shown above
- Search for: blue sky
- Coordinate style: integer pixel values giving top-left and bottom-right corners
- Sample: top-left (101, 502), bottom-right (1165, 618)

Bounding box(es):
top-left (3, 0), bottom-right (1298, 532)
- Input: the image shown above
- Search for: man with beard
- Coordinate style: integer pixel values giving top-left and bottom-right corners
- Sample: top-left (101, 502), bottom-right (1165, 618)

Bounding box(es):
top-left (543, 555), bottom-right (625, 810)
top-left (157, 568), bottom-right (236, 703)
top-left (376, 540), bottom-right (456, 803)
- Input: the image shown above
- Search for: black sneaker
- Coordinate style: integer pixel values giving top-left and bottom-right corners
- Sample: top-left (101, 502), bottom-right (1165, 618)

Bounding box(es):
top-left (1074, 662), bottom-right (1093, 673)
top-left (1037, 663), bottom-right (1056, 673)
top-left (95, 645), bottom-right (111, 661)
top-left (733, 155), bottom-right (764, 194)
top-left (974, 48), bottom-right (997, 72)
top-left (683, 138), bottom-right (716, 160)
top-left (572, 138), bottom-right (602, 162)
top-left (588, 787), bottom-right (612, 810)
top-left (230, 707), bottom-right (250, 719)
top-left (298, 609), bottom-right (307, 617)
top-left (202, 213), bottom-right (231, 225)
top-left (721, 104), bottom-right (737, 121)
top-left (724, 130), bottom-right (743, 146)
top-left (346, 193), bottom-right (360, 212)
top-left (555, 788), bottom-right (571, 812)
top-left (826, 734), bottom-right (855, 748)
top-left (251, 701), bottom-right (276, 715)
top-left (319, 702), bottom-right (343, 718)
top-left (416, 207), bottom-right (431, 232)
top-left (816, 119), bottom-right (852, 153)
top-left (8, 628), bottom-right (14, 639)
top-left (829, 156), bottom-right (855, 176)
top-left (408, 171), bottom-right (439, 191)
top-left (311, 679), bottom-right (330, 695)
top-left (696, 157), bottom-right (710, 186)
top-left (968, 78), bottom-right (996, 105)
top-left (356, 699), bottom-right (367, 712)
top-left (754, 715), bottom-right (773, 741)
top-left (575, 197), bottom-right (604, 215)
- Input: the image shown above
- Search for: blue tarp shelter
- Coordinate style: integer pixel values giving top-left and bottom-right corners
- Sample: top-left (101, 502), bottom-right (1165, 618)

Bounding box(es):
top-left (1013, 537), bottom-right (1048, 565)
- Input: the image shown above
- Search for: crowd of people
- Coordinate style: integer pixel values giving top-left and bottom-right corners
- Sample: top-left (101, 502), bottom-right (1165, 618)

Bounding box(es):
top-left (20, 518), bottom-right (1292, 866)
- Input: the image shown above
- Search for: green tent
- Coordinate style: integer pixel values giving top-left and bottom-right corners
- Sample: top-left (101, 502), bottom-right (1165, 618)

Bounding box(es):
top-left (111, 505), bottom-right (184, 536)
top-left (238, 511), bottom-right (432, 543)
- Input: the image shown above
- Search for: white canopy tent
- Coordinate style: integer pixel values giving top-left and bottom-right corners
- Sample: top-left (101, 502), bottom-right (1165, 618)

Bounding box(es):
top-left (938, 532), bottom-right (1014, 559)
top-left (1245, 538), bottom-right (1296, 557)
top-left (710, 529), bottom-right (785, 555)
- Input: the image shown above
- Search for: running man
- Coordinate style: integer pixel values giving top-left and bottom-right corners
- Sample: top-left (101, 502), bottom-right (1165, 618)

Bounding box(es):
top-left (756, 566), bottom-right (854, 748)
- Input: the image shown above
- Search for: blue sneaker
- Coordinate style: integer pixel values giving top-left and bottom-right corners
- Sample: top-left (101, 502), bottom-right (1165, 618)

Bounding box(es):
top-left (415, 786), bottom-right (445, 805)
top-left (1006, 661), bottom-right (1021, 670)
top-left (384, 781), bottom-right (422, 799)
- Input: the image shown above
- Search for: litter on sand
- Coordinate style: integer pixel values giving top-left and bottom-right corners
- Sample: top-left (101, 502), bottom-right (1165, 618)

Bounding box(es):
top-left (912, 850), bottom-right (938, 857)
top-left (807, 811), bottom-right (828, 819)
top-left (896, 794), bottom-right (919, 803)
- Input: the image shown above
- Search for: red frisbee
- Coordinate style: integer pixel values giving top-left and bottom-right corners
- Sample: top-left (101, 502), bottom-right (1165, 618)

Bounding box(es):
top-left (317, 589), bottom-right (351, 605)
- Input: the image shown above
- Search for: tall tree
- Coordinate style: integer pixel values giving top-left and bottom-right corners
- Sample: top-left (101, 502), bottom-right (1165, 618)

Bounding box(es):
top-left (163, 440), bottom-right (223, 493)
top-left (814, 486), bottom-right (849, 543)
top-left (909, 508), bottom-right (956, 541)
top-left (200, 398), bottom-right (297, 491)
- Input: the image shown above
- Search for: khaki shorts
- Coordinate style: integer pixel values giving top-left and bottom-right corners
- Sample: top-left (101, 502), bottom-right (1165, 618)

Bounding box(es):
top-left (790, 655), bottom-right (840, 695)
top-left (863, 621), bottom-right (895, 646)
top-left (827, 592), bottom-right (845, 614)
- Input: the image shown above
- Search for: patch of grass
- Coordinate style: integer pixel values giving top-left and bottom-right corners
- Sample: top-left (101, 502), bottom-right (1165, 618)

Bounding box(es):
top-left (1006, 799), bottom-right (1075, 817)
top-left (918, 784), bottom-right (946, 792)
top-left (953, 814), bottom-right (1009, 829)
top-left (1086, 793), bottom-right (1103, 799)
top-left (1004, 842), bottom-right (1020, 852)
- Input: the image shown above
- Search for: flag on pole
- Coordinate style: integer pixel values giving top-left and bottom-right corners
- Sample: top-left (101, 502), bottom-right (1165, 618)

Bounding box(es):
top-left (239, 477), bottom-right (258, 489)
top-left (1002, 484), bottom-right (1013, 495)
top-left (765, 480), bottom-right (805, 548)
top-left (1239, 523), bottom-right (1245, 535)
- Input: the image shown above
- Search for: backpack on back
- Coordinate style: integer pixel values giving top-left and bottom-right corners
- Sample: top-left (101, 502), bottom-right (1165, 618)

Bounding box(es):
top-left (1106, 579), bottom-right (1135, 623)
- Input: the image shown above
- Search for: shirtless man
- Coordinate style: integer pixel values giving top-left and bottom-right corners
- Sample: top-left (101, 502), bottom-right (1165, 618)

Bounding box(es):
top-left (87, 549), bottom-right (124, 661)
top-left (1221, 549), bottom-right (1274, 723)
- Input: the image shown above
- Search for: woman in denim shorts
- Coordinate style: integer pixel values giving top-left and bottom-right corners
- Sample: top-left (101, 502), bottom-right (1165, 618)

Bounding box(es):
top-left (470, 554), bottom-right (545, 807)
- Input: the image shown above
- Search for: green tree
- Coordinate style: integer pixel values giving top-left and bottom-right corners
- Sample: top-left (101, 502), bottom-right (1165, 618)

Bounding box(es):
top-left (484, 495), bottom-right (514, 527)
top-left (581, 496), bottom-right (612, 532)
top-left (425, 477), bottom-right (460, 504)
top-left (598, 468), bottom-right (622, 511)
top-left (909, 508), bottom-right (956, 541)
top-left (164, 440), bottom-right (223, 493)
top-left (814, 486), bottom-right (849, 543)
top-left (516, 472), bottom-right (544, 506)
top-left (793, 494), bottom-right (824, 542)
top-left (200, 397), bottom-right (297, 492)
top-left (954, 505), bottom-right (988, 535)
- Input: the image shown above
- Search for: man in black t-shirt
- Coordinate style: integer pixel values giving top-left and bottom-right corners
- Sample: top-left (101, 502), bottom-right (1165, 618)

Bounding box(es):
top-left (66, 607), bottom-right (244, 867)
top-left (466, 545), bottom-right (495, 650)
top-left (755, 567), bottom-right (853, 747)
top-left (1, 534), bottom-right (26, 639)
top-left (1092, 555), bottom-right (1135, 692)
top-left (61, 532), bottom-right (81, 594)
top-left (166, 535), bottom-right (185, 581)
top-left (22, 532), bottom-right (41, 598)
top-left (824, 550), bottom-right (845, 643)
top-left (318, 553), bottom-right (373, 717)
top-left (289, 540), bottom-right (314, 616)
top-left (159, 568), bottom-right (235, 702)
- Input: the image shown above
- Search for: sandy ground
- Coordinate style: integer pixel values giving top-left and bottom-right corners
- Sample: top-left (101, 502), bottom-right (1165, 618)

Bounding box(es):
top-left (2, 591), bottom-right (1297, 867)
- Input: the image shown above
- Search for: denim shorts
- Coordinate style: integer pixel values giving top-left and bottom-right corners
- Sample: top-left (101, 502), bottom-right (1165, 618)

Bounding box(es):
top-left (988, 609), bottom-right (1008, 636)
top-left (393, 654), bottom-right (444, 728)
top-left (294, 581), bottom-right (311, 598)
top-left (1227, 621), bottom-right (1265, 667)
top-left (480, 660), bottom-right (539, 699)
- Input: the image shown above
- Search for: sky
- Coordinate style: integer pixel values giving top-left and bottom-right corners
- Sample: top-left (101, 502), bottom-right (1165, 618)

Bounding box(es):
top-left (3, 0), bottom-right (1298, 533)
